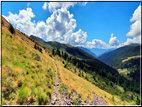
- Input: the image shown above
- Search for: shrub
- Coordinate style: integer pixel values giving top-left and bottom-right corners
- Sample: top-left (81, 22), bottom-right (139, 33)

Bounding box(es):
top-left (46, 89), bottom-right (51, 98)
top-left (39, 47), bottom-right (42, 53)
top-left (73, 98), bottom-right (81, 105)
top-left (37, 87), bottom-right (48, 105)
top-left (9, 24), bottom-right (15, 34)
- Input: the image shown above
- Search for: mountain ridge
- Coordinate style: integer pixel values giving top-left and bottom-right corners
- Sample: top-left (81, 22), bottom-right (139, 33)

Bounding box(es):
top-left (30, 35), bottom-right (97, 60)
top-left (77, 46), bottom-right (97, 58)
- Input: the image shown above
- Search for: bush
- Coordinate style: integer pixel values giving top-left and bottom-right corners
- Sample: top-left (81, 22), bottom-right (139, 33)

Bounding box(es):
top-left (9, 24), bottom-right (15, 34)
top-left (73, 98), bottom-right (81, 105)
top-left (46, 89), bottom-right (51, 98)
top-left (38, 47), bottom-right (42, 53)
top-left (37, 87), bottom-right (48, 105)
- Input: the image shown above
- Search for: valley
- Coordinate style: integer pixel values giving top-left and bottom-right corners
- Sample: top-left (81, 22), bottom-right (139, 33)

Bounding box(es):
top-left (1, 15), bottom-right (140, 105)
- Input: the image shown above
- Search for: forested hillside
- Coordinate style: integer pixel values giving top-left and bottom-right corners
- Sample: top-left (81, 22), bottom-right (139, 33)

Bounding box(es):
top-left (98, 44), bottom-right (141, 83)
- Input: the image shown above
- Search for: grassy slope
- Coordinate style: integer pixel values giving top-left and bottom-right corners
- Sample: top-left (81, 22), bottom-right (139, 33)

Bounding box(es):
top-left (122, 55), bottom-right (141, 63)
top-left (54, 56), bottom-right (136, 105)
top-left (2, 17), bottom-right (55, 105)
top-left (118, 55), bottom-right (141, 82)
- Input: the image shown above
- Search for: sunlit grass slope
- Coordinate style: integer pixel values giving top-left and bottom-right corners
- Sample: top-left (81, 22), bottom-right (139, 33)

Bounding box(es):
top-left (1, 16), bottom-right (55, 105)
top-left (122, 55), bottom-right (141, 63)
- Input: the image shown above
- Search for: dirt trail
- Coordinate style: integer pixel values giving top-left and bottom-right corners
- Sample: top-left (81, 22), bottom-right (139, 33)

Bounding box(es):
top-left (48, 61), bottom-right (60, 105)
top-left (48, 60), bottom-right (107, 105)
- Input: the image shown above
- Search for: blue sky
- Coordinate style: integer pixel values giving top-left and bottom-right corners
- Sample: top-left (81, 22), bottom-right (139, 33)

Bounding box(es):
top-left (2, 2), bottom-right (141, 49)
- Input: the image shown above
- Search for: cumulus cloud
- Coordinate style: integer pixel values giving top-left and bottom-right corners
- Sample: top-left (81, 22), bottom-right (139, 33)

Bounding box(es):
top-left (119, 35), bottom-right (141, 48)
top-left (47, 2), bottom-right (77, 12)
top-left (109, 33), bottom-right (119, 46)
top-left (68, 29), bottom-right (87, 46)
top-left (4, 2), bottom-right (88, 47)
top-left (45, 7), bottom-right (87, 46)
top-left (42, 2), bottom-right (48, 10)
top-left (4, 8), bottom-right (36, 36)
top-left (118, 5), bottom-right (141, 48)
top-left (126, 5), bottom-right (141, 37)
top-left (86, 39), bottom-right (110, 49)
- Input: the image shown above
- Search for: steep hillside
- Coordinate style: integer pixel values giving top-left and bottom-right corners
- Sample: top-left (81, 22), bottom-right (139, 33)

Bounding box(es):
top-left (77, 47), bottom-right (97, 58)
top-left (1, 16), bottom-right (140, 105)
top-left (1, 16), bottom-right (56, 105)
top-left (98, 44), bottom-right (140, 68)
top-left (30, 35), bottom-right (96, 60)
top-left (118, 55), bottom-right (141, 83)
top-left (98, 44), bottom-right (141, 83)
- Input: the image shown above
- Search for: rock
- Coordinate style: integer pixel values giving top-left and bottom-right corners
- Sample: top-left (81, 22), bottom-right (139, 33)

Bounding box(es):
top-left (51, 100), bottom-right (55, 105)
top-left (60, 101), bottom-right (64, 105)
top-left (67, 102), bottom-right (71, 105)
top-left (52, 95), bottom-right (57, 102)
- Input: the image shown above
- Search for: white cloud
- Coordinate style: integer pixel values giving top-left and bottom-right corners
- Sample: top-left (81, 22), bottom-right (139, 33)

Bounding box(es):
top-left (86, 39), bottom-right (111, 49)
top-left (119, 36), bottom-right (141, 47)
top-left (109, 33), bottom-right (119, 46)
top-left (40, 2), bottom-right (89, 46)
top-left (85, 33), bottom-right (120, 49)
top-left (45, 7), bottom-right (87, 46)
top-left (47, 2), bottom-right (77, 12)
top-left (69, 29), bottom-right (87, 46)
top-left (34, 21), bottom-right (47, 39)
top-left (118, 5), bottom-right (141, 48)
top-left (79, 2), bottom-right (88, 6)
top-left (126, 5), bottom-right (141, 37)
top-left (42, 2), bottom-right (48, 10)
top-left (4, 2), bottom-right (88, 47)
top-left (4, 8), bottom-right (36, 36)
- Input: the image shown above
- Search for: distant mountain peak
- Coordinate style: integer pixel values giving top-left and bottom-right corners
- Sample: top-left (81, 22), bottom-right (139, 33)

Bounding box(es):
top-left (77, 46), bottom-right (97, 58)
